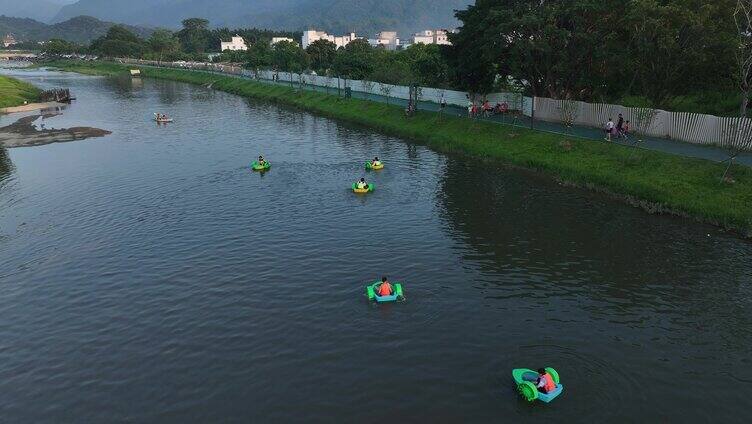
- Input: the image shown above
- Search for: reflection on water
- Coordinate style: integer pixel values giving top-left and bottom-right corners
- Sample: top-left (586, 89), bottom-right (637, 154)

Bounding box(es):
top-left (0, 68), bottom-right (750, 423)
top-left (0, 147), bottom-right (11, 183)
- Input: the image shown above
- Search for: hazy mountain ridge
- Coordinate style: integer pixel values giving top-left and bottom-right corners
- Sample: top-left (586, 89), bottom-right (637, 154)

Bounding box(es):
top-left (0, 0), bottom-right (76, 23)
top-left (0, 15), bottom-right (152, 44)
top-left (54, 0), bottom-right (471, 35)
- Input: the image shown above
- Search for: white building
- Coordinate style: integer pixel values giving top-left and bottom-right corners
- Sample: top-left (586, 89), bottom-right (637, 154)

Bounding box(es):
top-left (411, 29), bottom-right (453, 46)
top-left (220, 35), bottom-right (247, 51)
top-left (368, 31), bottom-right (400, 50)
top-left (3, 34), bottom-right (17, 48)
top-left (302, 30), bottom-right (359, 50)
top-left (271, 37), bottom-right (296, 46)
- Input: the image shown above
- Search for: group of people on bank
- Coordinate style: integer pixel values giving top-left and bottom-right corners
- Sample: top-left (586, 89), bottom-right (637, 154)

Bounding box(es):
top-left (604, 113), bottom-right (630, 141)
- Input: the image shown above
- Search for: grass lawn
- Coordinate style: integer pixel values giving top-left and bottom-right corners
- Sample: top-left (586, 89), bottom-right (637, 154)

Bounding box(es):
top-left (47, 60), bottom-right (752, 237)
top-left (0, 75), bottom-right (41, 108)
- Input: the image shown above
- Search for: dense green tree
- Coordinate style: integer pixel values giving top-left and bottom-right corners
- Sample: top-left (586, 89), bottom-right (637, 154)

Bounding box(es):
top-left (623, 0), bottom-right (736, 106)
top-left (147, 29), bottom-right (180, 62)
top-left (177, 18), bottom-right (211, 53)
top-left (42, 39), bottom-right (81, 55)
top-left (272, 40), bottom-right (310, 86)
top-left (448, 0), bottom-right (737, 106)
top-left (90, 25), bottom-right (145, 58)
top-left (306, 39), bottom-right (337, 72)
top-left (370, 50), bottom-right (415, 85)
top-left (332, 39), bottom-right (375, 80)
top-left (401, 43), bottom-right (450, 88)
top-left (246, 41), bottom-right (273, 72)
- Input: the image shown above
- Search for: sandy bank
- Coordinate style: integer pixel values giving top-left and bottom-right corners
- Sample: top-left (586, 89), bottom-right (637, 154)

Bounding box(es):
top-left (0, 114), bottom-right (111, 148)
top-left (0, 102), bottom-right (66, 114)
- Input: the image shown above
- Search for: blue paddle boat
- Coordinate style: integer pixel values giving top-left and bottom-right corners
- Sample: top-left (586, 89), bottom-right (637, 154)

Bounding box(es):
top-left (366, 281), bottom-right (404, 303)
top-left (512, 367), bottom-right (563, 403)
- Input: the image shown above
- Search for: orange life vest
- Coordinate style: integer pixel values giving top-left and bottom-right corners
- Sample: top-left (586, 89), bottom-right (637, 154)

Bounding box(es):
top-left (378, 283), bottom-right (393, 296)
top-left (541, 373), bottom-right (556, 393)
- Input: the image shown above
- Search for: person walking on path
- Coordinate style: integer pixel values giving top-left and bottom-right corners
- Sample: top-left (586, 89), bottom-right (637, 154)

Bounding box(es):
top-left (616, 114), bottom-right (624, 133)
top-left (605, 118), bottom-right (615, 141)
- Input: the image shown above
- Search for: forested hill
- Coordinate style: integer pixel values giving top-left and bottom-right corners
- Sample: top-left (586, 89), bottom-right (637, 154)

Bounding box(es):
top-left (0, 16), bottom-right (152, 44)
top-left (53, 0), bottom-right (471, 35)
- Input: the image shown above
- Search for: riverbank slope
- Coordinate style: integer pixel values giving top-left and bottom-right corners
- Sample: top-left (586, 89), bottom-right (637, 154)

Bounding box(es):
top-left (46, 61), bottom-right (752, 237)
top-left (0, 75), bottom-right (41, 109)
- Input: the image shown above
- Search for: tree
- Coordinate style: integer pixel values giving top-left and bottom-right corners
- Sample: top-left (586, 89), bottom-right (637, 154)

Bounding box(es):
top-left (306, 39), bottom-right (337, 72)
top-left (448, 0), bottom-right (737, 107)
top-left (246, 41), bottom-right (273, 77)
top-left (735, 0), bottom-right (752, 117)
top-left (403, 43), bottom-right (450, 88)
top-left (370, 54), bottom-right (414, 86)
top-left (147, 29), bottom-right (180, 62)
top-left (624, 0), bottom-right (736, 107)
top-left (332, 39), bottom-right (375, 80)
top-left (178, 18), bottom-right (211, 53)
top-left (90, 25), bottom-right (145, 58)
top-left (42, 39), bottom-right (80, 55)
top-left (272, 40), bottom-right (310, 87)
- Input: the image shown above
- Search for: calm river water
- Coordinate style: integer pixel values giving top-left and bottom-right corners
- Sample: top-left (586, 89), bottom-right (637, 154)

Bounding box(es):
top-left (1, 68), bottom-right (751, 423)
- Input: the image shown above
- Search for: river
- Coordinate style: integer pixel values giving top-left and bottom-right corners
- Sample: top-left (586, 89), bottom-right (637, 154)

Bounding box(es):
top-left (1, 68), bottom-right (751, 423)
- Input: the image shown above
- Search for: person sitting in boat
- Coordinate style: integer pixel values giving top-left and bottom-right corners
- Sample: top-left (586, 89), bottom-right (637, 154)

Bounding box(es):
top-left (356, 178), bottom-right (368, 190)
top-left (156, 113), bottom-right (161, 120)
top-left (536, 368), bottom-right (557, 393)
top-left (377, 276), bottom-right (393, 296)
top-left (258, 155), bottom-right (266, 166)
top-left (371, 157), bottom-right (381, 167)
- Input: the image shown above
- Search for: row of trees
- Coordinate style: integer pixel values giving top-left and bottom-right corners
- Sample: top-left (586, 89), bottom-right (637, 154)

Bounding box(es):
top-left (449, 0), bottom-right (739, 114)
top-left (41, 2), bottom-right (749, 116)
top-left (240, 38), bottom-right (449, 88)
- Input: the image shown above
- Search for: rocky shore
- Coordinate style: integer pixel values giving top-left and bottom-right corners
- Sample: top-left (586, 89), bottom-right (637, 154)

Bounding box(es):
top-left (0, 114), bottom-right (111, 148)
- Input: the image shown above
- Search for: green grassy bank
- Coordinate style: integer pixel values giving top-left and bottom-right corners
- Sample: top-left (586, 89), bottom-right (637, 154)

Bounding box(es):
top-left (0, 75), bottom-right (41, 108)
top-left (48, 60), bottom-right (752, 237)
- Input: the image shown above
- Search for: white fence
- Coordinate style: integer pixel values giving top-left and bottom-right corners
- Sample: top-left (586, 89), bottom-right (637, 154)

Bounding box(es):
top-left (532, 97), bottom-right (749, 148)
top-left (118, 58), bottom-right (749, 150)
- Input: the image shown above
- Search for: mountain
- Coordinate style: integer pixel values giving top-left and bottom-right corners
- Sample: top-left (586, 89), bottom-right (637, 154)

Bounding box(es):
top-left (0, 15), bottom-right (152, 44)
top-left (0, 0), bottom-right (76, 23)
top-left (53, 0), bottom-right (471, 36)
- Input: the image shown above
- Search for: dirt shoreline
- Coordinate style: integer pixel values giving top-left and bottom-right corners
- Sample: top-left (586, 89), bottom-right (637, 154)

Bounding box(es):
top-left (0, 114), bottom-right (111, 148)
top-left (0, 102), bottom-right (66, 114)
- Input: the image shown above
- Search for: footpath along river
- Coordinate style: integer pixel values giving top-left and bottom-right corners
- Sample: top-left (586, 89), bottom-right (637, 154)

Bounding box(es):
top-left (1, 68), bottom-right (751, 422)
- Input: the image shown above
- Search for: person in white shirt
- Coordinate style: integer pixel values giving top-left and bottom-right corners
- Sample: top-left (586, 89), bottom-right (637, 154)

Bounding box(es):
top-left (605, 118), bottom-right (615, 142)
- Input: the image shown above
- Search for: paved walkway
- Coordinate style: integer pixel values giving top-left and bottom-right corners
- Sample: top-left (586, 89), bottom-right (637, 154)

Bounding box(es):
top-left (123, 64), bottom-right (752, 167)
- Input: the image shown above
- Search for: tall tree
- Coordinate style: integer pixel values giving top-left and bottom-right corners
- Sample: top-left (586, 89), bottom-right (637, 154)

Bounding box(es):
top-left (332, 39), bottom-right (375, 80)
top-left (272, 40), bottom-right (310, 86)
top-left (147, 29), bottom-right (180, 62)
top-left (246, 41), bottom-right (273, 74)
top-left (306, 39), bottom-right (337, 72)
top-left (178, 18), bottom-right (211, 53)
top-left (90, 25), bottom-right (145, 58)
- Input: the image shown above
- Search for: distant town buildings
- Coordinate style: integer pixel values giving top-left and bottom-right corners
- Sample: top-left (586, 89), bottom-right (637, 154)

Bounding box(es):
top-left (2, 34), bottom-right (17, 48)
top-left (368, 31), bottom-right (400, 50)
top-left (302, 30), bottom-right (359, 50)
top-left (299, 28), bottom-right (453, 51)
top-left (271, 37), bottom-right (296, 46)
top-left (411, 29), bottom-right (452, 46)
top-left (220, 35), bottom-right (248, 51)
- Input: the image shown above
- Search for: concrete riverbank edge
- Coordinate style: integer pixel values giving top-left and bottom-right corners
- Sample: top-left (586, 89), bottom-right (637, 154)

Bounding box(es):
top-left (48, 61), bottom-right (752, 237)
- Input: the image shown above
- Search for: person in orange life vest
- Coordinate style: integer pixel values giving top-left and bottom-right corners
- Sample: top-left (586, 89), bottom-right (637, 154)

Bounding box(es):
top-left (536, 368), bottom-right (557, 393)
top-left (377, 276), bottom-right (393, 296)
